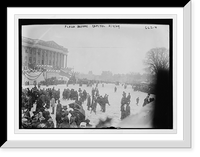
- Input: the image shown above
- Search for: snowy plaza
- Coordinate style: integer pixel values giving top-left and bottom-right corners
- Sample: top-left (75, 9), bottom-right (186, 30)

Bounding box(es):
top-left (20, 23), bottom-right (169, 129)
top-left (23, 83), bottom-right (155, 128)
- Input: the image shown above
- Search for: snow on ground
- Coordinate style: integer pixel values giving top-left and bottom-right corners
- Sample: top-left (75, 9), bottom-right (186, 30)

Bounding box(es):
top-left (23, 83), bottom-right (155, 128)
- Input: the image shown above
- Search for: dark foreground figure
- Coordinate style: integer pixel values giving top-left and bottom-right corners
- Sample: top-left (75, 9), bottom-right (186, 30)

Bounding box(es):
top-left (117, 69), bottom-right (173, 129)
top-left (152, 69), bottom-right (173, 129)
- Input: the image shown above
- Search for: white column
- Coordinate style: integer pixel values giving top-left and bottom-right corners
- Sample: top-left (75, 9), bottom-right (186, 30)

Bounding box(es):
top-left (39, 49), bottom-right (42, 65)
top-left (59, 53), bottom-right (62, 68)
top-left (61, 54), bottom-right (64, 68)
top-left (65, 55), bottom-right (67, 68)
top-left (36, 48), bottom-right (38, 65)
top-left (43, 50), bottom-right (46, 65)
top-left (65, 54), bottom-right (67, 68)
top-left (57, 52), bottom-right (60, 67)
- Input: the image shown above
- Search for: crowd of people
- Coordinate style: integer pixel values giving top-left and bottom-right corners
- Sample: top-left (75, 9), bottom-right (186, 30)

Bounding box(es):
top-left (62, 88), bottom-right (87, 102)
top-left (62, 86), bottom-right (110, 115)
top-left (21, 85), bottom-right (92, 129)
top-left (89, 87), bottom-right (110, 114)
top-left (21, 82), bottom-right (155, 129)
top-left (21, 84), bottom-right (111, 129)
top-left (119, 90), bottom-right (154, 120)
top-left (22, 86), bottom-right (60, 112)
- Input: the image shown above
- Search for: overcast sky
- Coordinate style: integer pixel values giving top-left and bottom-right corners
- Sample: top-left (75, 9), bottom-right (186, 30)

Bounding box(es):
top-left (22, 24), bottom-right (169, 75)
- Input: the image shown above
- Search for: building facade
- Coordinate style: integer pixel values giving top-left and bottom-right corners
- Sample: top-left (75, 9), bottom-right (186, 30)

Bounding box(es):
top-left (22, 36), bottom-right (68, 70)
top-left (22, 37), bottom-right (69, 85)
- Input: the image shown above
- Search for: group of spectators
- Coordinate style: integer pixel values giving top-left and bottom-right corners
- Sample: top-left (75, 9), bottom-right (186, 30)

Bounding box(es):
top-left (21, 85), bottom-right (92, 129)
top-left (39, 77), bottom-right (65, 86)
top-left (21, 85), bottom-right (60, 128)
top-left (62, 88), bottom-right (87, 102)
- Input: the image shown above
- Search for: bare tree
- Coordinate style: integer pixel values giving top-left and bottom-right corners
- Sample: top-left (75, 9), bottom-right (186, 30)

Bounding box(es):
top-left (144, 47), bottom-right (169, 75)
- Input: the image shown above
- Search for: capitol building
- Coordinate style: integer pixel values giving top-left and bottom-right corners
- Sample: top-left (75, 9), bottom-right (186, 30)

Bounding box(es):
top-left (22, 37), bottom-right (69, 85)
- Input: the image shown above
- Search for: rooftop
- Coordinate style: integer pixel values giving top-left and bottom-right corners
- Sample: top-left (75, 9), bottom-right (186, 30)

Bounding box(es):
top-left (22, 36), bottom-right (68, 52)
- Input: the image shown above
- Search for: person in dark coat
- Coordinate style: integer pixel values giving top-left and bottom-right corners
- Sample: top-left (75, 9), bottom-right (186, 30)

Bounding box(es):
top-left (125, 103), bottom-right (131, 118)
top-left (136, 97), bottom-right (139, 105)
top-left (83, 90), bottom-right (87, 102)
top-left (120, 104), bottom-right (126, 120)
top-left (114, 86), bottom-right (117, 92)
top-left (143, 95), bottom-right (150, 107)
top-left (120, 92), bottom-right (127, 120)
top-left (101, 94), bottom-right (110, 112)
top-left (56, 100), bottom-right (62, 125)
top-left (42, 108), bottom-right (51, 122)
top-left (87, 93), bottom-right (91, 111)
top-left (91, 96), bottom-right (97, 114)
top-left (31, 112), bottom-right (40, 128)
top-left (85, 119), bottom-right (92, 128)
top-left (127, 93), bottom-right (131, 105)
top-left (36, 98), bottom-right (44, 112)
top-left (62, 89), bottom-right (66, 99)
top-left (50, 96), bottom-right (55, 114)
top-left (59, 116), bottom-right (70, 128)
top-left (45, 92), bottom-right (50, 109)
top-left (69, 116), bottom-right (78, 128)
top-left (27, 96), bottom-right (33, 111)
top-left (46, 118), bottom-right (54, 128)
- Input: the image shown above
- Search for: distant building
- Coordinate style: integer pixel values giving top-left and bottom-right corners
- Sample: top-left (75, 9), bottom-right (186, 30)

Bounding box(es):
top-left (22, 36), bottom-right (68, 70)
top-left (22, 37), bottom-right (69, 85)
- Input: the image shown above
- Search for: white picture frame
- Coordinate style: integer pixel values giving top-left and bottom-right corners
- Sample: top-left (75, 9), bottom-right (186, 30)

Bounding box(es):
top-left (3, 2), bottom-right (191, 148)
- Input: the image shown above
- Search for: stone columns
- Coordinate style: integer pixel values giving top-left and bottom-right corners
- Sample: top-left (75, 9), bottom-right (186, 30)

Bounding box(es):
top-left (42, 50), bottom-right (44, 65)
top-left (35, 48), bottom-right (38, 65)
top-left (33, 48), bottom-right (36, 66)
top-left (38, 49), bottom-right (41, 65)
top-left (61, 54), bottom-right (63, 68)
top-left (54, 52), bottom-right (57, 66)
top-left (42, 50), bottom-right (45, 65)
top-left (47, 51), bottom-right (49, 65)
top-left (57, 53), bottom-right (60, 67)
top-left (29, 48), bottom-right (32, 65)
top-left (59, 53), bottom-right (61, 68)
top-left (64, 54), bottom-right (67, 68)
top-left (45, 50), bottom-right (48, 65)
top-left (57, 52), bottom-right (59, 67)
top-left (62, 54), bottom-right (64, 68)
top-left (40, 49), bottom-right (43, 65)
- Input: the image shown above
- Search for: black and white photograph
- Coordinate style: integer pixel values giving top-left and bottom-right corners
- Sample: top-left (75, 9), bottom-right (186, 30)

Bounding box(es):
top-left (20, 19), bottom-right (173, 129)
top-left (3, 3), bottom-right (193, 149)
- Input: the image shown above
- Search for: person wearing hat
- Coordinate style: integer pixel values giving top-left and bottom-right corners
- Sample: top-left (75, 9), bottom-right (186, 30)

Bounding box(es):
top-left (31, 112), bottom-right (40, 128)
top-left (56, 99), bottom-right (62, 125)
top-left (127, 93), bottom-right (131, 105)
top-left (143, 94), bottom-right (150, 107)
top-left (69, 116), bottom-right (78, 128)
top-left (46, 118), bottom-right (54, 128)
top-left (87, 93), bottom-right (91, 111)
top-left (42, 107), bottom-right (50, 122)
top-left (124, 103), bottom-right (131, 119)
top-left (91, 95), bottom-right (97, 114)
top-left (50, 96), bottom-right (55, 114)
top-left (136, 97), bottom-right (139, 106)
top-left (121, 92), bottom-right (127, 120)
top-left (59, 116), bottom-right (70, 128)
top-left (114, 86), bottom-right (117, 92)
top-left (85, 119), bottom-right (92, 128)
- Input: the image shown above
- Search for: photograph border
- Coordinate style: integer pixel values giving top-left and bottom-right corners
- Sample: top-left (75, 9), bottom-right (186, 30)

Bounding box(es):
top-left (17, 18), bottom-right (174, 133)
top-left (4, 2), bottom-right (191, 148)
